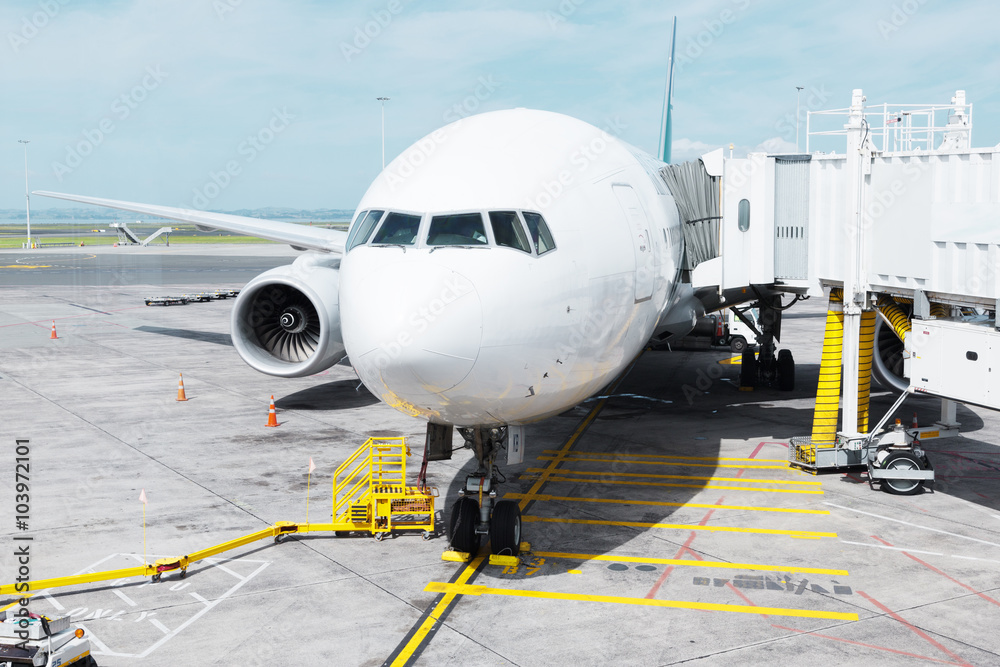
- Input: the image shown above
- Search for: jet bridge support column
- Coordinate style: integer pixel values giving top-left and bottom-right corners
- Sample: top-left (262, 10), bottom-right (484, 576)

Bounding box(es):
top-left (856, 310), bottom-right (877, 433)
top-left (811, 288), bottom-right (844, 444)
top-left (840, 89), bottom-right (869, 438)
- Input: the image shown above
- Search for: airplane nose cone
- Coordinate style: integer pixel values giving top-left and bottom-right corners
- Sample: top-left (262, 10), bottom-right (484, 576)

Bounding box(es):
top-left (345, 260), bottom-right (483, 395)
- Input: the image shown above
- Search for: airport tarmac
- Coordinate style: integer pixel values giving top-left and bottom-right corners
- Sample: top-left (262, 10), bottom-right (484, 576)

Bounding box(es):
top-left (2, 244), bottom-right (1000, 666)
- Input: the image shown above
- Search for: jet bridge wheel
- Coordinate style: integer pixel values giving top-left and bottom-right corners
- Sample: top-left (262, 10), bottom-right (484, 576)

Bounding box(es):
top-left (489, 500), bottom-right (522, 557)
top-left (448, 496), bottom-right (480, 554)
top-left (777, 349), bottom-right (795, 391)
top-left (881, 451), bottom-right (926, 495)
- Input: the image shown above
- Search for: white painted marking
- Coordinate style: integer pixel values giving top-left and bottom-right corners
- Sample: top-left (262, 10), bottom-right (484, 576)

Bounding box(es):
top-left (951, 554), bottom-right (1000, 565)
top-left (826, 502), bottom-right (1000, 548)
top-left (149, 618), bottom-right (171, 635)
top-left (840, 540), bottom-right (943, 556)
top-left (112, 588), bottom-right (138, 607)
top-left (206, 560), bottom-right (246, 581)
top-left (41, 592), bottom-right (64, 611)
top-left (189, 591), bottom-right (210, 606)
top-left (135, 561), bottom-right (271, 658)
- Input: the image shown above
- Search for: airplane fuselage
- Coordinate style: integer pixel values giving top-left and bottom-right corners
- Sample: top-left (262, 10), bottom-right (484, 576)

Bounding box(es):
top-left (340, 109), bottom-right (683, 427)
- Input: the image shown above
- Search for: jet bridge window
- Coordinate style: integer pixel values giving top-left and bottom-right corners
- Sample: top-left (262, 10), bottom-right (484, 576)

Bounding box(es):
top-left (346, 209), bottom-right (384, 251)
top-left (371, 212), bottom-right (422, 246)
top-left (488, 211), bottom-right (531, 253)
top-left (427, 213), bottom-right (488, 246)
top-left (522, 211), bottom-right (556, 255)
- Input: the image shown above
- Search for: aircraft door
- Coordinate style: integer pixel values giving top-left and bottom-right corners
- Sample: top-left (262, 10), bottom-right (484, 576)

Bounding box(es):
top-left (612, 184), bottom-right (654, 302)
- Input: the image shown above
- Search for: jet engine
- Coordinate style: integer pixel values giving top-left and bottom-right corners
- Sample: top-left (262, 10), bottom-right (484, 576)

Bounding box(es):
top-left (230, 254), bottom-right (345, 378)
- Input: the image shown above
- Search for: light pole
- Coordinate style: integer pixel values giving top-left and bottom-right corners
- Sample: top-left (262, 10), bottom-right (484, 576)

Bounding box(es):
top-left (795, 86), bottom-right (804, 152)
top-left (376, 97), bottom-right (390, 169)
top-left (18, 139), bottom-right (30, 248)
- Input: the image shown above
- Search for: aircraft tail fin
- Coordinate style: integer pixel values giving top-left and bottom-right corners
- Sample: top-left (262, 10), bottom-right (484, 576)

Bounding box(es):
top-left (657, 16), bottom-right (678, 163)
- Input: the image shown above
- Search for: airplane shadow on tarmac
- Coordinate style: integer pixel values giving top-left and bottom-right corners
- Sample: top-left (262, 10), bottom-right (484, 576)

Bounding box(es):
top-left (275, 379), bottom-right (380, 411)
top-left (440, 349), bottom-right (998, 581)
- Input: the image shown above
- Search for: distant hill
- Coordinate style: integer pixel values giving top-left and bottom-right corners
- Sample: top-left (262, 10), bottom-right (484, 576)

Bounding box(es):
top-left (0, 207), bottom-right (355, 222)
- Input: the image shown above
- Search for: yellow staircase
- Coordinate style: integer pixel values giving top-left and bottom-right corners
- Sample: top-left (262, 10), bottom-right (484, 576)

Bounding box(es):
top-left (0, 438), bottom-right (437, 595)
top-left (332, 437), bottom-right (436, 540)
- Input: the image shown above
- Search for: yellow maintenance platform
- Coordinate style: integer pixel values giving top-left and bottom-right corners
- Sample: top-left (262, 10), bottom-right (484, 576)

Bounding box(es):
top-left (0, 437), bottom-right (436, 595)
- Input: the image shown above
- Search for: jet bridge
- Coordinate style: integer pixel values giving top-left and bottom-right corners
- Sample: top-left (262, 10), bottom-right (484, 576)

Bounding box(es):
top-left (685, 88), bottom-right (1000, 493)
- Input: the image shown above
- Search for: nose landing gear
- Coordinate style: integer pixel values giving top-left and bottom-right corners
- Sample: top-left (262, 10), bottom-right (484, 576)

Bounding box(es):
top-left (444, 426), bottom-right (522, 560)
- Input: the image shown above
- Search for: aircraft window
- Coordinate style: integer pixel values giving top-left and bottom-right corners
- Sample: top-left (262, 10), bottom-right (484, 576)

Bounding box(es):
top-left (488, 211), bottom-right (531, 253)
top-left (427, 213), bottom-right (488, 246)
top-left (346, 209), bottom-right (383, 251)
top-left (371, 212), bottom-right (422, 246)
top-left (522, 211), bottom-right (556, 255)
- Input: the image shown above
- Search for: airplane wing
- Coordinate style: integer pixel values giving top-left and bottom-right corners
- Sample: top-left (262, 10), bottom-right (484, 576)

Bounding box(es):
top-left (33, 191), bottom-right (347, 253)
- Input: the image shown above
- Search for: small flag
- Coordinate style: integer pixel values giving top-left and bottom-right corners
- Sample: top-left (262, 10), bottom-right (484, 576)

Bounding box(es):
top-left (139, 488), bottom-right (148, 505)
top-left (308, 457), bottom-right (316, 474)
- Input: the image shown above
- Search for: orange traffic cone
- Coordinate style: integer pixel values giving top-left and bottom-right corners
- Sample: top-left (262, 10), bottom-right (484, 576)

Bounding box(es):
top-left (49, 321), bottom-right (58, 339)
top-left (176, 373), bottom-right (188, 401)
top-left (266, 395), bottom-right (279, 427)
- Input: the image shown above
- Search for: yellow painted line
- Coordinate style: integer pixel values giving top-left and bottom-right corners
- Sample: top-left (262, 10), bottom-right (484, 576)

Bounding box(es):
top-left (388, 554), bottom-right (485, 666)
top-left (522, 515), bottom-right (837, 539)
top-left (391, 354), bottom-right (643, 665)
top-left (0, 596), bottom-right (31, 612)
top-left (524, 475), bottom-right (823, 495)
top-left (0, 265), bottom-right (51, 269)
top-left (719, 355), bottom-right (743, 365)
top-left (533, 551), bottom-right (848, 575)
top-left (503, 492), bottom-right (829, 515)
top-left (542, 450), bottom-right (787, 463)
top-left (424, 582), bottom-right (858, 621)
top-left (525, 467), bottom-right (820, 486)
top-left (537, 456), bottom-right (787, 470)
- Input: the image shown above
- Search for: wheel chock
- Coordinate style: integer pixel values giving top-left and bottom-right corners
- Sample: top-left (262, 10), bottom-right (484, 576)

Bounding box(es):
top-left (739, 386), bottom-right (754, 392)
top-left (519, 541), bottom-right (531, 553)
top-left (441, 550), bottom-right (471, 563)
top-left (488, 554), bottom-right (519, 567)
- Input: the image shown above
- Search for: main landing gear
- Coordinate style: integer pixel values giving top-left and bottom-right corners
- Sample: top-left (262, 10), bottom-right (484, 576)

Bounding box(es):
top-left (736, 292), bottom-right (798, 391)
top-left (445, 426), bottom-right (522, 558)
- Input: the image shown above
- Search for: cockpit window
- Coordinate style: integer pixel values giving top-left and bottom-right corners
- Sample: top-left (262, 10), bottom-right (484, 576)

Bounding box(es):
top-left (427, 213), bottom-right (488, 246)
top-left (371, 212), bottom-right (422, 246)
top-left (346, 209), bottom-right (384, 251)
top-left (522, 211), bottom-right (556, 255)
top-left (488, 211), bottom-right (531, 253)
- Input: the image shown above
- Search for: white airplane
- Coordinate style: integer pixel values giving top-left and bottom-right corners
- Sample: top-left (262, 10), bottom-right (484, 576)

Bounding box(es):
top-left (33, 36), bottom-right (797, 555)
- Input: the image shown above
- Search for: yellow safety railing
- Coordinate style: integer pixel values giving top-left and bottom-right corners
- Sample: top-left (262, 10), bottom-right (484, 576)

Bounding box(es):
top-left (0, 437), bottom-right (432, 598)
top-left (332, 437), bottom-right (407, 523)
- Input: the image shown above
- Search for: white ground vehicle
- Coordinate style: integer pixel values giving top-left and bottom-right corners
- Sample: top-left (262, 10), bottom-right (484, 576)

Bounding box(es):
top-left (0, 610), bottom-right (93, 667)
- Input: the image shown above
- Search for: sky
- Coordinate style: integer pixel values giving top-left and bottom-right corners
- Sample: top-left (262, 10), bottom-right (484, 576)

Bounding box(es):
top-left (1, 0), bottom-right (998, 212)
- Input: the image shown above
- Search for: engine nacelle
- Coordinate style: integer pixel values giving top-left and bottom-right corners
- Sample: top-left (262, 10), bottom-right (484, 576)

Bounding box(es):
top-left (231, 254), bottom-right (345, 378)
